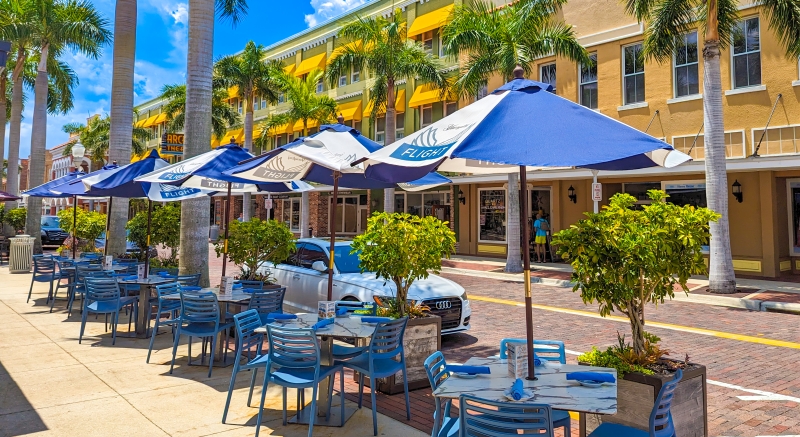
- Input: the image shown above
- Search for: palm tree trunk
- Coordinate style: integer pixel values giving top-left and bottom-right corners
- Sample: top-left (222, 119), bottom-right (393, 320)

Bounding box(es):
top-left (107, 0), bottom-right (137, 256)
top-left (383, 79), bottom-right (396, 214)
top-left (243, 94), bottom-right (253, 221)
top-left (703, 8), bottom-right (736, 293)
top-left (5, 48), bottom-right (25, 219)
top-left (25, 45), bottom-right (50, 254)
top-left (505, 172), bottom-right (522, 272)
top-left (180, 0), bottom-right (215, 287)
top-left (0, 74), bottom-right (7, 193)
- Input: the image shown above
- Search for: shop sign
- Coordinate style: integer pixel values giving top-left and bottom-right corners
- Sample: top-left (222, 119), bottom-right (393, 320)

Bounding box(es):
top-left (161, 133), bottom-right (184, 155)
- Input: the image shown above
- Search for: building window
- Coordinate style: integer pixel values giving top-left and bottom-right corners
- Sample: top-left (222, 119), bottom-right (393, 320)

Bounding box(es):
top-left (339, 75), bottom-right (347, 87)
top-left (237, 99), bottom-right (243, 114)
top-left (253, 95), bottom-right (260, 111)
top-left (280, 198), bottom-right (301, 232)
top-left (421, 105), bottom-right (433, 127)
top-left (580, 53), bottom-right (598, 109)
top-left (788, 180), bottom-right (800, 256)
top-left (445, 101), bottom-right (458, 116)
top-left (261, 95), bottom-right (267, 109)
top-left (540, 63), bottom-right (556, 93)
top-left (733, 17), bottom-right (761, 89)
top-left (674, 32), bottom-right (699, 97)
top-left (663, 181), bottom-right (707, 208)
top-left (396, 191), bottom-right (451, 219)
top-left (353, 120), bottom-right (362, 132)
top-left (422, 30), bottom-right (433, 53)
top-left (316, 79), bottom-right (324, 94)
top-left (351, 65), bottom-right (360, 83)
top-left (395, 112), bottom-right (405, 139)
top-left (278, 93), bottom-right (285, 104)
top-left (376, 116), bottom-right (385, 145)
top-left (479, 189), bottom-right (506, 242)
top-left (623, 43), bottom-right (645, 104)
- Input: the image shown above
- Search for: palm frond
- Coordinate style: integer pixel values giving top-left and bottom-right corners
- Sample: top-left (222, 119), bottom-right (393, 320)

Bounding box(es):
top-left (758, 0), bottom-right (800, 58)
top-left (216, 0), bottom-right (249, 27)
top-left (638, 0), bottom-right (697, 63)
top-left (698, 0), bottom-right (738, 48)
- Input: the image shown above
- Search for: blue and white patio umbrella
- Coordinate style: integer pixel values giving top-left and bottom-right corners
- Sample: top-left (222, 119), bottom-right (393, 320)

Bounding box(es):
top-left (23, 170), bottom-right (88, 259)
top-left (223, 122), bottom-right (452, 300)
top-left (358, 70), bottom-right (692, 380)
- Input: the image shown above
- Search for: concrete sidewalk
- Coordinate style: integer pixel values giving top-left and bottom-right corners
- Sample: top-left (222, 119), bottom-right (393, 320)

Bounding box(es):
top-left (443, 255), bottom-right (800, 314)
top-left (0, 265), bottom-right (426, 437)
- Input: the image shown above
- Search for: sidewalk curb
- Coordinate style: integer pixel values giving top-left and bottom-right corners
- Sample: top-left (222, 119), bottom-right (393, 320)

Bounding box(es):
top-left (440, 267), bottom-right (574, 288)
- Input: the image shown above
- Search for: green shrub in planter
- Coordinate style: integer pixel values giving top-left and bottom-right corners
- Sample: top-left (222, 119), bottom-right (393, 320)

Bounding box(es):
top-left (125, 204), bottom-right (181, 261)
top-left (215, 218), bottom-right (296, 281)
top-left (57, 208), bottom-right (107, 252)
top-left (6, 207), bottom-right (26, 234)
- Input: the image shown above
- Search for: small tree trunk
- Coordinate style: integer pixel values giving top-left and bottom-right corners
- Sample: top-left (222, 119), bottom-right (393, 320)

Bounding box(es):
top-left (5, 48), bottom-right (26, 225)
top-left (627, 302), bottom-right (646, 355)
top-left (383, 79), bottom-right (396, 214)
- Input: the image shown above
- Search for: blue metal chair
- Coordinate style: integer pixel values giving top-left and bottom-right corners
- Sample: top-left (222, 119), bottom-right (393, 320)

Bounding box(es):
top-left (335, 300), bottom-right (376, 315)
top-left (247, 287), bottom-right (286, 324)
top-left (49, 259), bottom-right (77, 312)
top-left (67, 264), bottom-right (104, 316)
top-left (150, 267), bottom-right (178, 277)
top-left (235, 279), bottom-right (264, 291)
top-left (28, 255), bottom-right (60, 303)
top-left (459, 394), bottom-right (554, 437)
top-left (146, 282), bottom-right (182, 363)
top-left (329, 301), bottom-right (375, 361)
top-left (80, 252), bottom-right (101, 260)
top-left (424, 352), bottom-right (458, 437)
top-left (254, 324), bottom-right (345, 437)
top-left (222, 310), bottom-right (270, 424)
top-left (176, 273), bottom-right (201, 287)
top-left (169, 291), bottom-right (233, 377)
top-left (588, 369), bottom-right (683, 437)
top-left (337, 317), bottom-right (410, 436)
top-left (79, 277), bottom-right (139, 345)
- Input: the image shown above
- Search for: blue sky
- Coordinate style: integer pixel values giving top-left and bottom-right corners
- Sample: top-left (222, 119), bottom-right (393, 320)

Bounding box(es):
top-left (5, 0), bottom-right (370, 159)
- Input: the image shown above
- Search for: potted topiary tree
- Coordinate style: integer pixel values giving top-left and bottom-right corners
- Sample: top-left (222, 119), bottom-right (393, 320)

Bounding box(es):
top-left (553, 190), bottom-right (718, 437)
top-left (6, 207), bottom-right (27, 235)
top-left (215, 218), bottom-right (296, 284)
top-left (57, 207), bottom-right (107, 253)
top-left (350, 211), bottom-right (456, 394)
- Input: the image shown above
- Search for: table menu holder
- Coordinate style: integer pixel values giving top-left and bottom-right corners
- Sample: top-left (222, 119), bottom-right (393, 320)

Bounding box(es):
top-left (104, 255), bottom-right (113, 271)
top-left (137, 263), bottom-right (145, 279)
top-left (219, 276), bottom-right (234, 294)
top-left (507, 343), bottom-right (528, 379)
top-left (318, 301), bottom-right (336, 319)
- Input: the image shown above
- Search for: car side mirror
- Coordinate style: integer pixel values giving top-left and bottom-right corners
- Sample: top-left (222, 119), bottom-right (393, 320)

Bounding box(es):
top-left (311, 260), bottom-right (328, 273)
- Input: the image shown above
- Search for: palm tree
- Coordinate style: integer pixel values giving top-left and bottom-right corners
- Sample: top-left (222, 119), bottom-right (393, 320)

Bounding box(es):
top-left (107, 0), bottom-right (138, 256)
top-left (181, 0), bottom-right (248, 287)
top-left (24, 0), bottom-right (111, 254)
top-left (624, 0), bottom-right (800, 293)
top-left (326, 11), bottom-right (449, 214)
top-left (159, 83), bottom-right (241, 143)
top-left (61, 115), bottom-right (150, 164)
top-left (214, 40), bottom-right (282, 221)
top-left (442, 0), bottom-right (590, 273)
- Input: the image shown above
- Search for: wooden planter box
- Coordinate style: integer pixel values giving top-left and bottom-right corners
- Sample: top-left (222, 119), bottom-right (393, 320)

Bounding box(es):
top-left (582, 361), bottom-right (708, 437)
top-left (354, 315), bottom-right (441, 395)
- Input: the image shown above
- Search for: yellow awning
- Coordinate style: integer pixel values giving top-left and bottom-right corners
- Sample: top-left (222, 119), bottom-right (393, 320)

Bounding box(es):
top-left (337, 100), bottom-right (363, 122)
top-left (331, 40), bottom-right (363, 59)
top-left (295, 53), bottom-right (327, 77)
top-left (154, 113), bottom-right (168, 125)
top-left (283, 63), bottom-right (296, 75)
top-left (407, 4), bottom-right (454, 38)
top-left (267, 123), bottom-right (292, 135)
top-left (142, 114), bottom-right (160, 128)
top-left (253, 126), bottom-right (264, 138)
top-left (211, 137), bottom-right (221, 148)
top-left (134, 119), bottom-right (146, 127)
top-left (293, 119), bottom-right (320, 133)
top-left (131, 147), bottom-right (162, 163)
top-left (229, 129), bottom-right (244, 144)
top-left (364, 89), bottom-right (406, 115)
top-left (408, 85), bottom-right (452, 107)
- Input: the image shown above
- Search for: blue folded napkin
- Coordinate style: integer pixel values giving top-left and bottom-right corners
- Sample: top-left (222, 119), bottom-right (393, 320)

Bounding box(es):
top-left (533, 354), bottom-right (543, 367)
top-left (181, 286), bottom-right (201, 291)
top-left (446, 365), bottom-right (491, 375)
top-left (565, 372), bottom-right (616, 383)
top-left (232, 283), bottom-right (243, 289)
top-left (312, 318), bottom-right (335, 330)
top-left (510, 378), bottom-right (525, 400)
top-left (157, 271), bottom-right (169, 277)
top-left (267, 313), bottom-right (296, 320)
top-left (242, 287), bottom-right (260, 293)
top-left (336, 307), bottom-right (349, 316)
top-left (360, 317), bottom-right (392, 324)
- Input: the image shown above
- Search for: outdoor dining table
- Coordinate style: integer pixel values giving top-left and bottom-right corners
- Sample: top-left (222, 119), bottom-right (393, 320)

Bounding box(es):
top-left (432, 357), bottom-right (617, 437)
top-left (116, 276), bottom-right (174, 338)
top-left (254, 313), bottom-right (377, 427)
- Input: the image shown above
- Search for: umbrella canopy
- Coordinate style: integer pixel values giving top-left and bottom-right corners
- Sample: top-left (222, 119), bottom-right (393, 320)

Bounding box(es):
top-left (22, 170), bottom-right (86, 198)
top-left (50, 163), bottom-right (121, 196)
top-left (223, 123), bottom-right (452, 189)
top-left (358, 77), bottom-right (691, 183)
top-left (0, 190), bottom-right (21, 201)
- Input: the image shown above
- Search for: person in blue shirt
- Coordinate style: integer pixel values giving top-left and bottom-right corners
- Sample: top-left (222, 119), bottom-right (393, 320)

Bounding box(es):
top-left (533, 213), bottom-right (549, 263)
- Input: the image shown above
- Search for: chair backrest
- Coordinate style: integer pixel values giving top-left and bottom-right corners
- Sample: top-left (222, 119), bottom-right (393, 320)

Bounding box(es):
top-left (335, 300), bottom-right (376, 315)
top-left (154, 282), bottom-right (180, 299)
top-left (368, 317), bottom-right (408, 361)
top-left (266, 324), bottom-right (320, 371)
top-left (650, 369), bottom-right (683, 437)
top-left (180, 291), bottom-right (219, 324)
top-left (81, 252), bottom-right (101, 259)
top-left (150, 267), bottom-right (178, 276)
top-left (499, 338), bottom-right (566, 364)
top-left (424, 351), bottom-right (449, 391)
top-left (85, 277), bottom-right (121, 303)
top-left (233, 309), bottom-right (265, 361)
top-left (235, 279), bottom-right (264, 291)
top-left (248, 287), bottom-right (286, 315)
top-left (176, 274), bottom-right (201, 287)
top-left (459, 394), bottom-right (554, 437)
top-left (33, 256), bottom-right (57, 276)
top-left (76, 265), bottom-right (104, 287)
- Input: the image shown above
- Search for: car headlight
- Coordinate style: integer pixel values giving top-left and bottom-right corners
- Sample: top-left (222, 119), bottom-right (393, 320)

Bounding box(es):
top-left (460, 291), bottom-right (468, 301)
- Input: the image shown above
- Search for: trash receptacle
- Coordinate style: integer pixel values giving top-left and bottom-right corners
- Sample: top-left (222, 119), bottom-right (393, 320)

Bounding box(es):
top-left (9, 235), bottom-right (35, 273)
top-left (209, 225), bottom-right (220, 243)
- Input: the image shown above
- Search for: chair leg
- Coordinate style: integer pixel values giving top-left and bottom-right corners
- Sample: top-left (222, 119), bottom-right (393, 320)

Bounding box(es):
top-left (326, 373), bottom-right (335, 421)
top-left (402, 362), bottom-right (411, 420)
top-left (563, 417), bottom-right (571, 436)
top-left (146, 311), bottom-right (162, 363)
top-left (111, 311), bottom-right (119, 346)
top-left (27, 278), bottom-right (34, 303)
top-left (358, 373), bottom-right (365, 408)
top-left (169, 327), bottom-right (182, 374)
top-left (79, 309), bottom-right (88, 344)
top-left (254, 369), bottom-right (271, 437)
top-left (221, 363), bottom-right (239, 424)
top-left (340, 369), bottom-right (345, 426)
top-left (307, 385), bottom-right (318, 437)
top-left (282, 387), bottom-right (288, 425)
top-left (208, 334), bottom-right (217, 377)
top-left (370, 383), bottom-right (378, 436)
top-left (188, 336), bottom-right (193, 366)
top-left (247, 368), bottom-right (259, 407)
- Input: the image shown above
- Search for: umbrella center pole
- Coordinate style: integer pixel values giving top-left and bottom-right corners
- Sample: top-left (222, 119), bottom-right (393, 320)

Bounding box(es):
top-left (519, 166), bottom-right (536, 381)
top-left (221, 182), bottom-right (233, 281)
top-left (104, 196), bottom-right (113, 257)
top-left (72, 195), bottom-right (78, 259)
top-left (144, 200), bottom-right (153, 278)
top-left (327, 171), bottom-right (341, 301)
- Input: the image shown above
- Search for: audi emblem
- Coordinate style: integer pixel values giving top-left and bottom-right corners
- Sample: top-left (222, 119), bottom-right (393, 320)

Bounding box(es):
top-left (435, 301), bottom-right (452, 310)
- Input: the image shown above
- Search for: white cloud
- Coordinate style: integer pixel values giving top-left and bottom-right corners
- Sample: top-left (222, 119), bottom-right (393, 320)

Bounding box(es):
top-left (134, 60), bottom-right (186, 104)
top-left (305, 0), bottom-right (368, 27)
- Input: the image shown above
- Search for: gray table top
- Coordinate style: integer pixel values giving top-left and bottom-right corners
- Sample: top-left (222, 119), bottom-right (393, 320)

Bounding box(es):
top-left (116, 277), bottom-right (174, 285)
top-left (254, 313), bottom-right (378, 339)
top-left (161, 287), bottom-right (253, 303)
top-left (433, 357), bottom-right (617, 414)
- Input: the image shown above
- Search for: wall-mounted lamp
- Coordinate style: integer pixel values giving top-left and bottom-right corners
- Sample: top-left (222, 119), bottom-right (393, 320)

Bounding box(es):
top-left (458, 190), bottom-right (466, 205)
top-left (732, 179), bottom-right (743, 203)
top-left (370, 199), bottom-right (378, 209)
top-left (567, 185), bottom-right (577, 204)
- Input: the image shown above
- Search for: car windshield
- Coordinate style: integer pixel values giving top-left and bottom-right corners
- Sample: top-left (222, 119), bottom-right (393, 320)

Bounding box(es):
top-left (41, 217), bottom-right (60, 228)
top-left (333, 246), bottom-right (366, 274)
